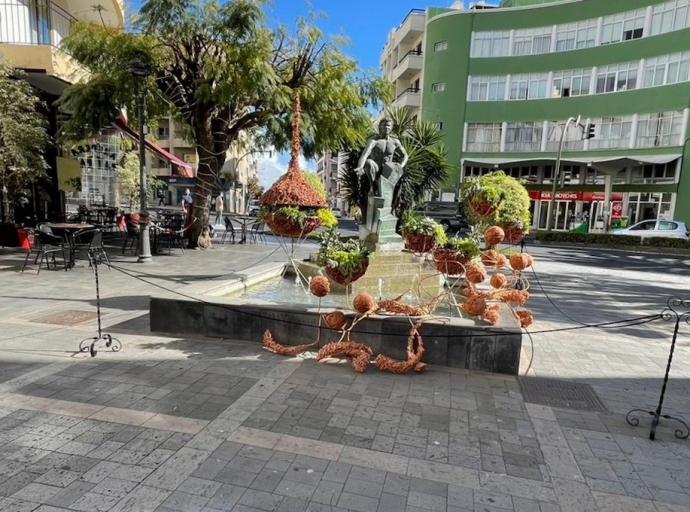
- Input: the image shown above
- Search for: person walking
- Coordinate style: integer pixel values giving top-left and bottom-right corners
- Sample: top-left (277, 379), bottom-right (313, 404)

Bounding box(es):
top-left (215, 193), bottom-right (224, 225)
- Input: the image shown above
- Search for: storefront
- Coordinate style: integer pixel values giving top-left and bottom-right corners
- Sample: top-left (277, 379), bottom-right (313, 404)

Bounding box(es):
top-left (529, 190), bottom-right (625, 232)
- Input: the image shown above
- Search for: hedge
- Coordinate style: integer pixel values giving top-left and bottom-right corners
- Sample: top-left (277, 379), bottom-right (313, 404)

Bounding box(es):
top-left (535, 231), bottom-right (690, 250)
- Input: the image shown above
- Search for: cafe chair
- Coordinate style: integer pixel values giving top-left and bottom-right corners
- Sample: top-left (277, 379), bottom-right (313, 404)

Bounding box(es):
top-left (221, 217), bottom-right (236, 244)
top-left (21, 229), bottom-right (68, 274)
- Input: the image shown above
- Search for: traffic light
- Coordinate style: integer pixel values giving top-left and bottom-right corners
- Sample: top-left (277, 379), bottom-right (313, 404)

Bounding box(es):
top-left (584, 123), bottom-right (596, 139)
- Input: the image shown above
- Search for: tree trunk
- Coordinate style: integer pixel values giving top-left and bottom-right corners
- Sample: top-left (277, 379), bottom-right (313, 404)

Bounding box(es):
top-left (188, 124), bottom-right (226, 248)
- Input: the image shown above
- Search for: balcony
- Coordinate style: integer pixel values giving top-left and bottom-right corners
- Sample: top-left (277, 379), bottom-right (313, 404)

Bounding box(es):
top-left (0, 0), bottom-right (123, 86)
top-left (394, 9), bottom-right (425, 47)
top-left (394, 87), bottom-right (421, 109)
top-left (393, 50), bottom-right (423, 81)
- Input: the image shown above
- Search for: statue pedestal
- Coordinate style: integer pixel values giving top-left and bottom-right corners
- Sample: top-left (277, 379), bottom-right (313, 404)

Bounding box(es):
top-left (359, 195), bottom-right (402, 252)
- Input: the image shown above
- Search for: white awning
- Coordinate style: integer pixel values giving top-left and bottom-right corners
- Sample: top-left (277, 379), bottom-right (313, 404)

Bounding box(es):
top-left (461, 154), bottom-right (682, 167)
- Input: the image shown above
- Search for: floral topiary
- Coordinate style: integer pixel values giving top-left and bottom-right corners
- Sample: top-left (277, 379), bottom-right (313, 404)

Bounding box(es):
top-left (401, 211), bottom-right (447, 253)
top-left (309, 276), bottom-right (330, 298)
top-left (432, 237), bottom-right (480, 275)
top-left (259, 95), bottom-right (331, 237)
top-left (317, 227), bottom-right (370, 285)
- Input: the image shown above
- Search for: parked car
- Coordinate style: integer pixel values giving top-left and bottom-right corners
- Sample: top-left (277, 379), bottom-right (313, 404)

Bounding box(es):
top-left (331, 207), bottom-right (342, 218)
top-left (247, 199), bottom-right (260, 215)
top-left (612, 219), bottom-right (689, 239)
top-left (415, 201), bottom-right (472, 235)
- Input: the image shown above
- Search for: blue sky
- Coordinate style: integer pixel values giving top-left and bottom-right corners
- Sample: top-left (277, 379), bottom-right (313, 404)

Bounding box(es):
top-left (128, 0), bottom-right (439, 186)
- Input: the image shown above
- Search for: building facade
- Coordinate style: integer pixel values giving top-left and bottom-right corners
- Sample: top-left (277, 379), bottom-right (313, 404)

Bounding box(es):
top-left (316, 152), bottom-right (346, 212)
top-left (0, 0), bottom-right (125, 220)
top-left (384, 0), bottom-right (690, 231)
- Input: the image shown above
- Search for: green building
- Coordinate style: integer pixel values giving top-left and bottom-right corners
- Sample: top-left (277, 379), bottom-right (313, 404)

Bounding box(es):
top-left (383, 0), bottom-right (690, 231)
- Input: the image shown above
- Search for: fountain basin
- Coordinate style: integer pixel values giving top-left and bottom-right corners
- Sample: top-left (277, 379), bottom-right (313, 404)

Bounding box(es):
top-left (150, 288), bottom-right (523, 375)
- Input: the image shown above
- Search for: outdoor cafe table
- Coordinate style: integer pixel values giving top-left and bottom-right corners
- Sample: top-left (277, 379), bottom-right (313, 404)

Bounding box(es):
top-left (44, 223), bottom-right (94, 268)
top-left (228, 214), bottom-right (255, 244)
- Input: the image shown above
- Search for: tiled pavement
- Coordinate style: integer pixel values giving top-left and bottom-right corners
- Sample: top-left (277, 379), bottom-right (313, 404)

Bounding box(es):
top-left (0, 244), bottom-right (690, 510)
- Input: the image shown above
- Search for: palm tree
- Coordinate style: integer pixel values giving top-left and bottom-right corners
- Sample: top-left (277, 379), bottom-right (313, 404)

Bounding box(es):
top-left (338, 107), bottom-right (453, 220)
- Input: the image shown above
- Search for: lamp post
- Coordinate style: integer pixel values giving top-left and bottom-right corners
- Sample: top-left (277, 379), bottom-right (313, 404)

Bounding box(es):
top-left (127, 56), bottom-right (153, 263)
top-left (545, 116), bottom-right (580, 232)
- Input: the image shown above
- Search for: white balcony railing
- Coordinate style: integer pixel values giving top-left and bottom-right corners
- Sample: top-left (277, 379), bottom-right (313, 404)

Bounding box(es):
top-left (0, 0), bottom-right (75, 47)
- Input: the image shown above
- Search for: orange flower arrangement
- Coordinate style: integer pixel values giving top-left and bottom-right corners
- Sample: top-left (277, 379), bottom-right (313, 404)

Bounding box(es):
top-left (490, 272), bottom-right (507, 289)
top-left (509, 253), bottom-right (533, 271)
top-left (324, 311), bottom-right (347, 330)
top-left (481, 250), bottom-right (505, 268)
top-left (484, 226), bottom-right (505, 246)
top-left (503, 223), bottom-right (526, 244)
top-left (353, 292), bottom-right (378, 314)
top-left (309, 276), bottom-right (330, 298)
top-left (465, 262), bottom-right (487, 284)
top-left (462, 295), bottom-right (487, 316)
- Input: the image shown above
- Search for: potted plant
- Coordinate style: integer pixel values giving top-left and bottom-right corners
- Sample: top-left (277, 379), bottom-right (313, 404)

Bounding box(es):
top-left (432, 237), bottom-right (480, 275)
top-left (317, 227), bottom-right (371, 285)
top-left (259, 95), bottom-right (332, 238)
top-left (461, 178), bottom-right (504, 218)
top-left (401, 211), bottom-right (447, 253)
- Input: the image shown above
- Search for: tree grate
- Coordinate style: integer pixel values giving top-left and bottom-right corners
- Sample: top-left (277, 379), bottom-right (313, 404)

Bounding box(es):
top-left (518, 377), bottom-right (609, 414)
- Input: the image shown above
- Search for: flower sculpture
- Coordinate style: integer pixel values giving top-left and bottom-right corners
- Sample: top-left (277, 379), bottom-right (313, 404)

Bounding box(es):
top-left (259, 95), bottom-right (332, 237)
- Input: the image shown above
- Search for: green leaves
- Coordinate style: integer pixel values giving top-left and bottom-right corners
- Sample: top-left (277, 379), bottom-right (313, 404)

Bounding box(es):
top-left (0, 63), bottom-right (49, 222)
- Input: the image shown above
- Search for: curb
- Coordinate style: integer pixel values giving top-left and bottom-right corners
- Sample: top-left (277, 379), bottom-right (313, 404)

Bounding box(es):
top-left (532, 241), bottom-right (690, 257)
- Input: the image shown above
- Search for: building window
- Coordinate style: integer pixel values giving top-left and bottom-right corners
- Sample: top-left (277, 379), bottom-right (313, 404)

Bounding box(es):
top-left (601, 9), bottom-right (646, 44)
top-left (651, 0), bottom-right (690, 36)
top-left (631, 163), bottom-right (677, 184)
top-left (434, 41), bottom-right (448, 52)
top-left (555, 19), bottom-right (597, 51)
top-left (512, 26), bottom-right (552, 56)
top-left (157, 127), bottom-right (169, 139)
top-left (645, 51), bottom-right (690, 87)
top-left (551, 68), bottom-right (591, 97)
top-left (588, 116), bottom-right (633, 150)
top-left (509, 73), bottom-right (548, 100)
top-left (466, 123), bottom-right (502, 152)
top-left (636, 110), bottom-right (685, 148)
top-left (467, 76), bottom-right (506, 101)
top-left (464, 166), bottom-right (492, 178)
top-left (431, 82), bottom-right (445, 92)
top-left (545, 121), bottom-right (585, 151)
top-left (595, 62), bottom-right (638, 93)
top-left (505, 122), bottom-right (543, 152)
top-left (470, 30), bottom-right (510, 58)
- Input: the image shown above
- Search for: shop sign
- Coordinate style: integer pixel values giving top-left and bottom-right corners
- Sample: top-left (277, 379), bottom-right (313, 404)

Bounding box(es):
top-left (611, 201), bottom-right (623, 219)
top-left (528, 190), bottom-right (624, 202)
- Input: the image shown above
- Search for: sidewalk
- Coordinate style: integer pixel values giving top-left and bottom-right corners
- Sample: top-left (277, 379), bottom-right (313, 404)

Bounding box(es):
top-left (0, 243), bottom-right (688, 511)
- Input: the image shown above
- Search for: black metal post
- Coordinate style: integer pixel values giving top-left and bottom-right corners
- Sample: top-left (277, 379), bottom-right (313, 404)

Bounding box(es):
top-left (137, 88), bottom-right (153, 263)
top-left (626, 297), bottom-right (690, 441)
top-left (78, 249), bottom-right (122, 357)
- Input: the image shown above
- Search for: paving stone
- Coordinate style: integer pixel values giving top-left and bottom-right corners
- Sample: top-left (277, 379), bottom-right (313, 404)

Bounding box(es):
top-left (238, 489), bottom-right (284, 510)
top-left (108, 485), bottom-right (171, 512)
top-left (337, 491), bottom-right (379, 512)
top-left (210, 441), bottom-right (243, 461)
top-left (322, 462), bottom-right (351, 484)
top-left (34, 469), bottom-right (80, 488)
top-left (310, 480), bottom-right (343, 506)
top-left (276, 497), bottom-right (309, 512)
top-left (11, 482), bottom-right (62, 503)
top-left (142, 447), bottom-right (210, 491)
top-left (274, 479), bottom-right (316, 500)
top-left (70, 492), bottom-right (120, 512)
top-left (90, 478), bottom-right (137, 499)
top-left (44, 480), bottom-right (95, 508)
top-left (407, 490), bottom-right (447, 511)
top-left (0, 471), bottom-right (40, 497)
top-left (191, 458), bottom-right (227, 480)
top-left (205, 483), bottom-right (246, 511)
top-left (109, 464), bottom-right (154, 483)
top-left (161, 490), bottom-right (210, 512)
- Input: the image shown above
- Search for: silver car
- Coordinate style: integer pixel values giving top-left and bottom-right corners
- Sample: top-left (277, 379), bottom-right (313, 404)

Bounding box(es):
top-left (612, 219), bottom-right (689, 239)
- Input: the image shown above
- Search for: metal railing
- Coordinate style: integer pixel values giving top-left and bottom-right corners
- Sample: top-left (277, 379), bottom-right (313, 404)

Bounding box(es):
top-left (0, 0), bottom-right (76, 47)
top-left (396, 87), bottom-right (421, 99)
top-left (396, 49), bottom-right (423, 67)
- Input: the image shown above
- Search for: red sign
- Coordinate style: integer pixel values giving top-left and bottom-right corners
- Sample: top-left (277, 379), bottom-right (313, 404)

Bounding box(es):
top-left (528, 191), bottom-right (624, 202)
top-left (611, 201), bottom-right (623, 219)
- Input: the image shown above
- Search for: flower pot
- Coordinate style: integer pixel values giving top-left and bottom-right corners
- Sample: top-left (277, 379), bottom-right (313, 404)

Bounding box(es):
top-left (469, 197), bottom-right (499, 218)
top-left (263, 212), bottom-right (321, 238)
top-left (404, 232), bottom-right (436, 253)
top-left (432, 248), bottom-right (471, 275)
top-left (323, 259), bottom-right (369, 285)
top-left (503, 224), bottom-right (526, 244)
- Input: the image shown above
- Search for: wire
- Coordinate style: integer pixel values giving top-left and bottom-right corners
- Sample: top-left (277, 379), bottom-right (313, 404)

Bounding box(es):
top-left (530, 265), bottom-right (589, 326)
top-left (106, 261), bottom-right (662, 339)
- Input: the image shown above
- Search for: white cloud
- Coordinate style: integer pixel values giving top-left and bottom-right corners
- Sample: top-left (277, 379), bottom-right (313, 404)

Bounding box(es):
top-left (257, 150), bottom-right (316, 189)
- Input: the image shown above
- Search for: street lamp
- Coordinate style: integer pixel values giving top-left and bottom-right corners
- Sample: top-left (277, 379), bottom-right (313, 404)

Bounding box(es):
top-left (545, 115), bottom-right (580, 232)
top-left (127, 55), bottom-right (153, 263)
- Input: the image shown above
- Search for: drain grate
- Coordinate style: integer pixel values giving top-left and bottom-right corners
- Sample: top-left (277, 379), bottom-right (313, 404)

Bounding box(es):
top-left (32, 310), bottom-right (102, 326)
top-left (518, 377), bottom-right (609, 414)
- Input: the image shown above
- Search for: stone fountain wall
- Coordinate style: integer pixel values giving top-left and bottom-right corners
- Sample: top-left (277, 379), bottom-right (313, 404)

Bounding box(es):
top-left (149, 296), bottom-right (523, 375)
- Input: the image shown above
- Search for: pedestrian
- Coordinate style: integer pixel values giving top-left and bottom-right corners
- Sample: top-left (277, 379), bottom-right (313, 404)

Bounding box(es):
top-left (181, 189), bottom-right (192, 212)
top-left (215, 193), bottom-right (224, 225)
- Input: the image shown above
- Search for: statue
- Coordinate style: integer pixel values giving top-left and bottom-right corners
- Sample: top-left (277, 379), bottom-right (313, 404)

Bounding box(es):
top-left (355, 119), bottom-right (409, 249)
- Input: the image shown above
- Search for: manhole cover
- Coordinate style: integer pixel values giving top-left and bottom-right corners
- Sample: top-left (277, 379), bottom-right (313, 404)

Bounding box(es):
top-left (518, 377), bottom-right (609, 414)
top-left (32, 310), bottom-right (102, 326)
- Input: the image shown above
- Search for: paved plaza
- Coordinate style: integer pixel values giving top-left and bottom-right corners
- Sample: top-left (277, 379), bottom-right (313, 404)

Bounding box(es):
top-left (0, 240), bottom-right (689, 512)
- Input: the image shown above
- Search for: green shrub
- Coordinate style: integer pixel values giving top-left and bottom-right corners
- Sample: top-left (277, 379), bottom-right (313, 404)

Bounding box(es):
top-left (400, 211), bottom-right (448, 245)
top-left (535, 231), bottom-right (690, 250)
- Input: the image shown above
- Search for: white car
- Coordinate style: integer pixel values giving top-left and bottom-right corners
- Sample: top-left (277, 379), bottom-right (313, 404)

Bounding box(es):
top-left (612, 219), bottom-right (689, 239)
top-left (331, 207), bottom-right (342, 218)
